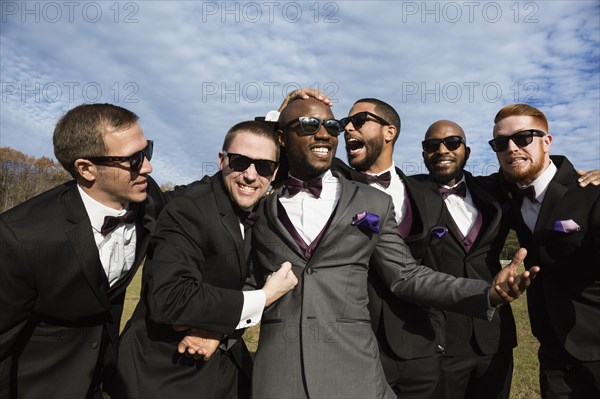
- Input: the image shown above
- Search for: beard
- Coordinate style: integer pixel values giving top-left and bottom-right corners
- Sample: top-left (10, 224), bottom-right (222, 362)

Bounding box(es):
top-left (347, 136), bottom-right (384, 172)
top-left (501, 157), bottom-right (545, 184)
top-left (426, 156), bottom-right (467, 185)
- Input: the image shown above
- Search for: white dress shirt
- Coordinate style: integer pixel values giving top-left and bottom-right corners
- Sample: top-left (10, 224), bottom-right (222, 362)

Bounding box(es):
top-left (364, 163), bottom-right (407, 225)
top-left (517, 161), bottom-right (557, 232)
top-left (78, 185), bottom-right (136, 287)
top-left (440, 177), bottom-right (479, 237)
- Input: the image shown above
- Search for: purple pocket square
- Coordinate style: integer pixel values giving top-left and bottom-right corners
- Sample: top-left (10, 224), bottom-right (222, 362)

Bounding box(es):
top-left (352, 211), bottom-right (380, 234)
top-left (430, 226), bottom-right (448, 238)
top-left (553, 219), bottom-right (581, 233)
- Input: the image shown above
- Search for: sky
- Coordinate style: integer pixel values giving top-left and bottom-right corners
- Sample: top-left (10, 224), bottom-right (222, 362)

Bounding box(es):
top-left (1, 0), bottom-right (599, 185)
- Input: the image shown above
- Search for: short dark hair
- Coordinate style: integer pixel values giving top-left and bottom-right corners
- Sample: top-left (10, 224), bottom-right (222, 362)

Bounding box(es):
top-left (53, 103), bottom-right (139, 178)
top-left (222, 121), bottom-right (280, 160)
top-left (354, 98), bottom-right (401, 145)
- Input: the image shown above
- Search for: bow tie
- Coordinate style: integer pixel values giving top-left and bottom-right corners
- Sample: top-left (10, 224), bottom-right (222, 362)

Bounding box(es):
top-left (516, 185), bottom-right (537, 203)
top-left (286, 176), bottom-right (323, 198)
top-left (236, 209), bottom-right (257, 229)
top-left (100, 208), bottom-right (136, 236)
top-left (363, 171), bottom-right (392, 189)
top-left (438, 182), bottom-right (467, 201)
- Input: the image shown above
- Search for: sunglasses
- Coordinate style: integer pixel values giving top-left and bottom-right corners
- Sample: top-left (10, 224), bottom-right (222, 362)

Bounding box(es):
top-left (339, 111), bottom-right (390, 130)
top-left (224, 151), bottom-right (278, 177)
top-left (488, 129), bottom-right (546, 152)
top-left (422, 136), bottom-right (465, 152)
top-left (281, 116), bottom-right (343, 137)
top-left (88, 140), bottom-right (153, 173)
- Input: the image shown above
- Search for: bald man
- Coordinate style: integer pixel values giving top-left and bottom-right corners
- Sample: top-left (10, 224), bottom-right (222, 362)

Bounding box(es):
top-left (420, 120), bottom-right (516, 399)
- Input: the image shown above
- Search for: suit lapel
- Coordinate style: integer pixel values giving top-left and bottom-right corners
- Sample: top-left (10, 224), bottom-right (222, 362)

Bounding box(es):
top-left (316, 172), bottom-right (358, 245)
top-left (63, 185), bottom-right (110, 309)
top-left (265, 188), bottom-right (306, 261)
top-left (465, 173), bottom-right (501, 249)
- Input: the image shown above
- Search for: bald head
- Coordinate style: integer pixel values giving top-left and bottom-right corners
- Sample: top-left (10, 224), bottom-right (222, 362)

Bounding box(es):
top-left (424, 120), bottom-right (465, 141)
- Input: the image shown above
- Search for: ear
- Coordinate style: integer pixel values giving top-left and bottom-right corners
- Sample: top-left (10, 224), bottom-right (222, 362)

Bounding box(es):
top-left (277, 130), bottom-right (285, 147)
top-left (542, 133), bottom-right (553, 153)
top-left (465, 146), bottom-right (471, 162)
top-left (384, 125), bottom-right (397, 144)
top-left (74, 159), bottom-right (97, 183)
top-left (218, 151), bottom-right (225, 171)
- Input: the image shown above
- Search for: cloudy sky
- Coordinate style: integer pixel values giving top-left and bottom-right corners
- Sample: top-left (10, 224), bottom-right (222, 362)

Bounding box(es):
top-left (1, 0), bottom-right (598, 185)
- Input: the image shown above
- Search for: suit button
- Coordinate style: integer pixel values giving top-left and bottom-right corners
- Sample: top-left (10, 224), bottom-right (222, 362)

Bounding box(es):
top-left (90, 341), bottom-right (99, 349)
top-left (306, 267), bottom-right (313, 275)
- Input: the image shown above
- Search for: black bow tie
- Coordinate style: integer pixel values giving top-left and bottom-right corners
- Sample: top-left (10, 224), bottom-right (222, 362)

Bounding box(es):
top-left (364, 171), bottom-right (392, 189)
top-left (516, 185), bottom-right (537, 203)
top-left (438, 182), bottom-right (467, 201)
top-left (286, 176), bottom-right (323, 198)
top-left (101, 208), bottom-right (136, 236)
top-left (240, 211), bottom-right (258, 229)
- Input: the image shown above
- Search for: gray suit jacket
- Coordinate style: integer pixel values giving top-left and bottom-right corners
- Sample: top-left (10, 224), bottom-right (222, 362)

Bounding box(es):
top-left (251, 173), bottom-right (491, 399)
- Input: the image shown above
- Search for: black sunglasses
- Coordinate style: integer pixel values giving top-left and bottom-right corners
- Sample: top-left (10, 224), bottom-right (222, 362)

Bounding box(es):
top-left (88, 140), bottom-right (153, 173)
top-left (340, 111), bottom-right (390, 130)
top-left (422, 136), bottom-right (465, 152)
top-left (224, 151), bottom-right (278, 177)
top-left (488, 129), bottom-right (546, 152)
top-left (281, 116), bottom-right (343, 137)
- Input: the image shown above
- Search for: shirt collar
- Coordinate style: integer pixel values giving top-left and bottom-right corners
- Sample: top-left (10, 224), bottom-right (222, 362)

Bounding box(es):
top-left (77, 185), bottom-right (129, 233)
top-left (517, 161), bottom-right (557, 203)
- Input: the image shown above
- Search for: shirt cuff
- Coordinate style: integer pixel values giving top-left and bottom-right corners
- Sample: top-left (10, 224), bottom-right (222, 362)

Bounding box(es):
top-left (236, 290), bottom-right (266, 329)
top-left (486, 289), bottom-right (498, 321)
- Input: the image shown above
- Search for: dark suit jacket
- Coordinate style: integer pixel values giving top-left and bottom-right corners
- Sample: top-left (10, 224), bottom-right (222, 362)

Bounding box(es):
top-left (251, 172), bottom-right (492, 399)
top-left (504, 156), bottom-right (600, 361)
top-left (106, 173), bottom-right (253, 398)
top-left (0, 179), bottom-right (158, 399)
top-left (332, 158), bottom-right (444, 359)
top-left (415, 171), bottom-right (517, 356)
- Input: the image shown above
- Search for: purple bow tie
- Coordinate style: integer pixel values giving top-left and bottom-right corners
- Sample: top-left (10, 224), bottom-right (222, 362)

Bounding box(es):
top-left (101, 208), bottom-right (136, 236)
top-left (438, 182), bottom-right (466, 200)
top-left (287, 176), bottom-right (323, 198)
top-left (364, 171), bottom-right (392, 189)
top-left (518, 185), bottom-right (537, 203)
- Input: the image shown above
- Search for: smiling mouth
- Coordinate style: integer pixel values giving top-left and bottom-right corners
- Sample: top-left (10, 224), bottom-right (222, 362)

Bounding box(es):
top-left (238, 183), bottom-right (257, 193)
top-left (311, 147), bottom-right (330, 156)
top-left (508, 156), bottom-right (529, 167)
top-left (346, 137), bottom-right (365, 154)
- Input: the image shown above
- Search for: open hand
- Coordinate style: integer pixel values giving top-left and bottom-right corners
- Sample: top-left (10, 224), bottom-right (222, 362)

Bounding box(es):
top-left (173, 326), bottom-right (222, 361)
top-left (489, 248), bottom-right (540, 306)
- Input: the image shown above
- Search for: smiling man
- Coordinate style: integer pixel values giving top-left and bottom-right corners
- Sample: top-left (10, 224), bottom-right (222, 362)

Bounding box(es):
top-left (491, 104), bottom-right (600, 398)
top-left (0, 104), bottom-right (160, 398)
top-left (106, 121), bottom-right (297, 399)
top-left (249, 98), bottom-right (538, 399)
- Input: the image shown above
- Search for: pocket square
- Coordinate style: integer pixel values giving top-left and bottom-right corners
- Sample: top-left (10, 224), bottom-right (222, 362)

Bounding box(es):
top-left (430, 226), bottom-right (448, 238)
top-left (351, 211), bottom-right (380, 234)
top-left (553, 219), bottom-right (581, 233)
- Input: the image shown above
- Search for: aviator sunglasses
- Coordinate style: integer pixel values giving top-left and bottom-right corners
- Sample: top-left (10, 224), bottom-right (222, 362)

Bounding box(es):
top-left (422, 136), bottom-right (465, 152)
top-left (281, 116), bottom-right (343, 137)
top-left (88, 140), bottom-right (153, 174)
top-left (223, 151), bottom-right (278, 177)
top-left (488, 129), bottom-right (546, 152)
top-left (340, 111), bottom-right (390, 130)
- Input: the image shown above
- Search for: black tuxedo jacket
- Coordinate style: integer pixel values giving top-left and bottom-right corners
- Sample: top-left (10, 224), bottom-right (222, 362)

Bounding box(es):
top-left (0, 179), bottom-right (158, 399)
top-left (415, 171), bottom-right (517, 356)
top-left (505, 156), bottom-right (600, 361)
top-left (106, 173), bottom-right (252, 398)
top-left (332, 158), bottom-right (444, 359)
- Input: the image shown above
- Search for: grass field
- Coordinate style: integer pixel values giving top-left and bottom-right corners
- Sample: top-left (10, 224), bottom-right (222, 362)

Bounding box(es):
top-left (122, 266), bottom-right (541, 399)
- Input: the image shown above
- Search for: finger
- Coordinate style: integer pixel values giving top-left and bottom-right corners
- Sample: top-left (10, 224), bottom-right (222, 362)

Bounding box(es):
top-left (494, 284), bottom-right (513, 302)
top-left (278, 261), bottom-right (292, 274)
top-left (178, 341), bottom-right (188, 354)
top-left (508, 248), bottom-right (527, 268)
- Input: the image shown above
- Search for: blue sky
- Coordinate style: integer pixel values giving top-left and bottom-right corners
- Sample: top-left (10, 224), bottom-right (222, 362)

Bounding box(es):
top-left (1, 0), bottom-right (599, 185)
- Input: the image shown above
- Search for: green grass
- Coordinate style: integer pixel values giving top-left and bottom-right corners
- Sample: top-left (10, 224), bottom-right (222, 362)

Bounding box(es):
top-left (122, 265), bottom-right (540, 398)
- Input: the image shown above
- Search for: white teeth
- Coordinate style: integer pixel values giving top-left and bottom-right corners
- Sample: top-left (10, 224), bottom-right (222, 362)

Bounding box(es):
top-left (239, 184), bottom-right (257, 192)
top-left (312, 147), bottom-right (329, 154)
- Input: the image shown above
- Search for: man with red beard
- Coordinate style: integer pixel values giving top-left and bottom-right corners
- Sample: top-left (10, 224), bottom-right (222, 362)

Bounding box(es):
top-left (490, 104), bottom-right (600, 398)
top-left (421, 120), bottom-right (517, 399)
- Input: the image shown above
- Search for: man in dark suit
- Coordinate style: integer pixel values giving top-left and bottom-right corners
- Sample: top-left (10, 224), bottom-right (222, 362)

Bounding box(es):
top-left (249, 98), bottom-right (538, 398)
top-left (334, 98), bottom-right (445, 398)
top-left (0, 104), bottom-right (159, 398)
top-left (420, 120), bottom-right (516, 399)
top-left (491, 104), bottom-right (600, 398)
top-left (106, 121), bottom-right (297, 399)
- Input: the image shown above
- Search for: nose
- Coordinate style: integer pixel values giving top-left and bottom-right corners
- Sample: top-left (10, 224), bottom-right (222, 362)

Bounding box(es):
top-left (314, 124), bottom-right (332, 140)
top-left (437, 142), bottom-right (450, 154)
top-left (242, 162), bottom-right (258, 180)
top-left (140, 156), bottom-right (153, 174)
top-left (504, 137), bottom-right (519, 152)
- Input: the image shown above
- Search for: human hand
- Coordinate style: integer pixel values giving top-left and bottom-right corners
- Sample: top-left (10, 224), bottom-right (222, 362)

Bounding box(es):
top-left (489, 248), bottom-right (540, 306)
top-left (263, 261), bottom-right (298, 307)
top-left (278, 88), bottom-right (333, 111)
top-left (174, 326), bottom-right (222, 361)
top-left (577, 170), bottom-right (600, 187)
